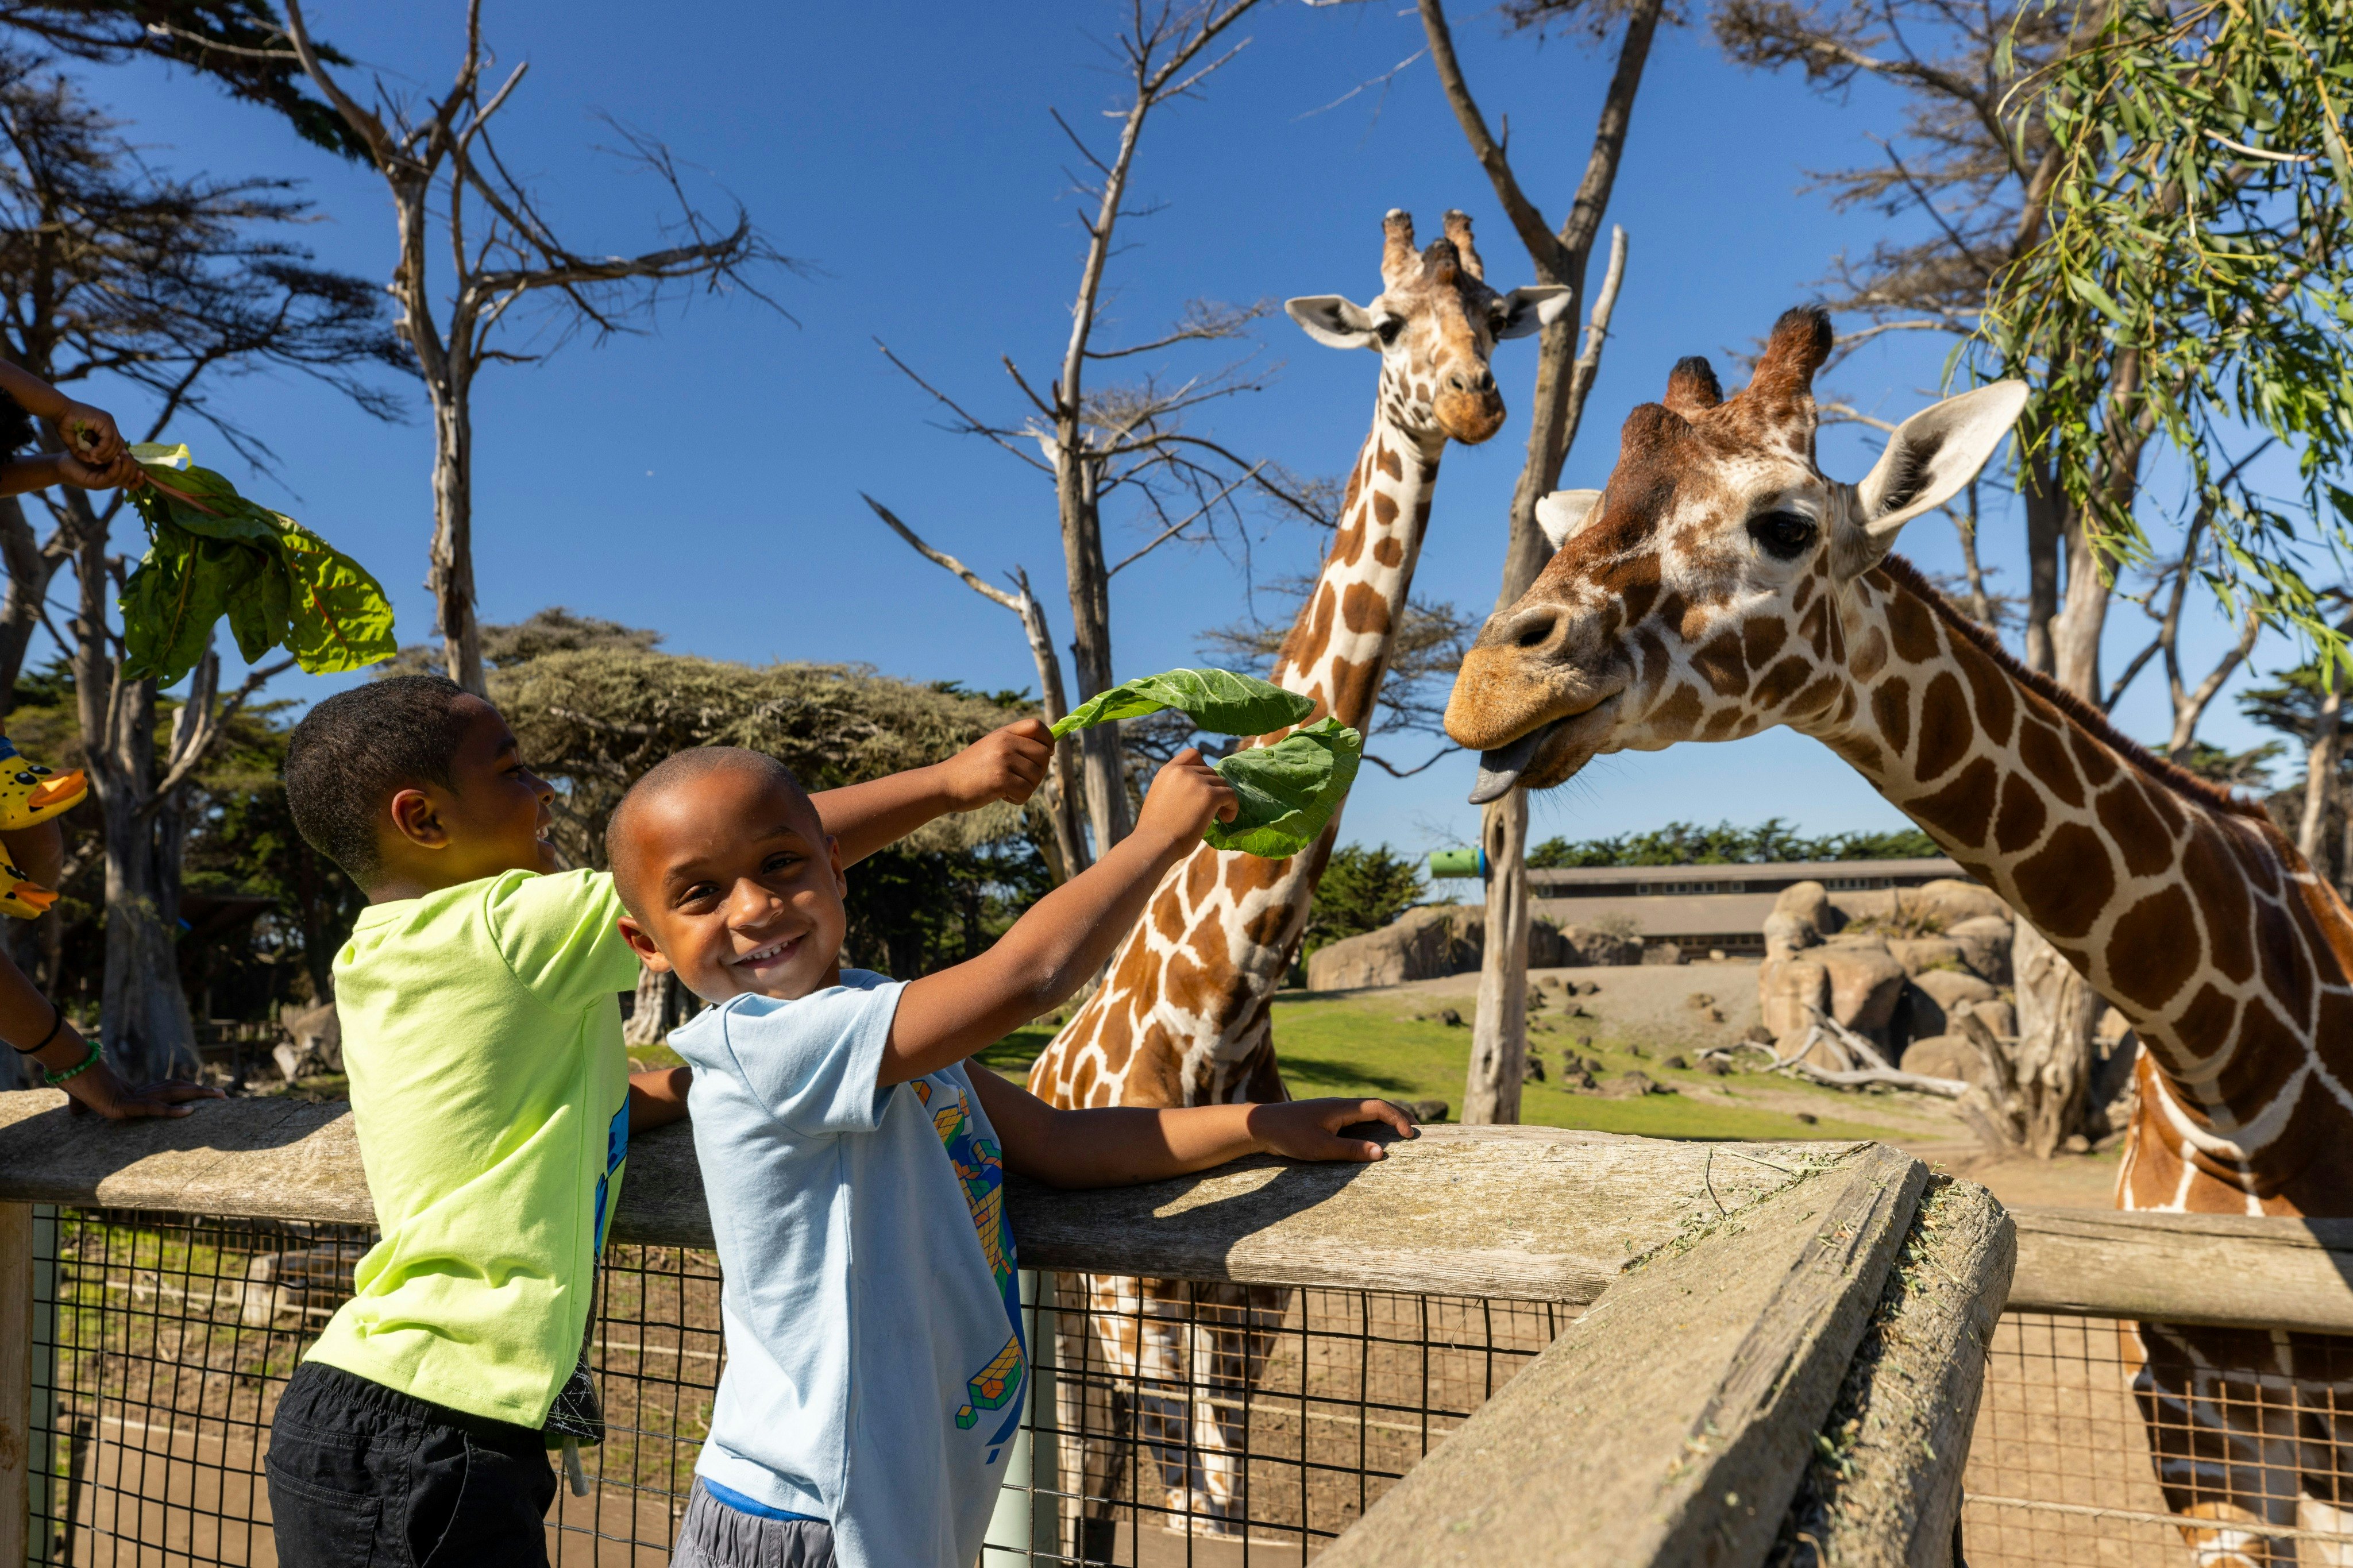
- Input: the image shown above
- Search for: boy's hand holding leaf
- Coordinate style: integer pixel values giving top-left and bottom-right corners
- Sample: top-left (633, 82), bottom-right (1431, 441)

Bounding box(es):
top-left (1054, 667), bottom-right (1363, 859)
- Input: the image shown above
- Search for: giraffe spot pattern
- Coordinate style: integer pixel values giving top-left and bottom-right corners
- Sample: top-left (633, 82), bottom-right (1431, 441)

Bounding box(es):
top-left (1870, 677), bottom-right (1912, 760)
top-left (1752, 653), bottom-right (1812, 711)
top-left (2012, 824), bottom-right (2114, 939)
top-left (1743, 615), bottom-right (1788, 670)
top-left (1651, 682), bottom-right (1704, 736)
top-left (2017, 717), bottom-right (2084, 809)
top-left (1341, 583), bottom-right (1390, 636)
top-left (1912, 673), bottom-right (1972, 782)
top-left (1372, 492), bottom-right (1399, 527)
top-left (1885, 588), bottom-right (1941, 663)
top-left (1952, 635), bottom-right (2016, 747)
top-left (2096, 779), bottom-right (2176, 879)
top-left (1908, 756), bottom-right (2000, 844)
top-left (1850, 625), bottom-right (1888, 682)
top-left (1692, 630), bottom-right (1748, 697)
top-left (1992, 774), bottom-right (2047, 855)
top-left (2106, 886), bottom-right (2198, 1010)
top-left (1374, 536), bottom-right (1403, 567)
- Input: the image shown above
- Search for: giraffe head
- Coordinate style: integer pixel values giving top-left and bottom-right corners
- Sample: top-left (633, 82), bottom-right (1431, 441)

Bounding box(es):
top-left (1285, 208), bottom-right (1569, 447)
top-left (1444, 306), bottom-right (2028, 799)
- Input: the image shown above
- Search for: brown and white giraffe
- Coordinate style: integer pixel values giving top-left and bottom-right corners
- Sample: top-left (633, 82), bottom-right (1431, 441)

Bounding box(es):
top-left (1442, 306), bottom-right (2353, 1567)
top-left (1026, 208), bottom-right (1565, 1547)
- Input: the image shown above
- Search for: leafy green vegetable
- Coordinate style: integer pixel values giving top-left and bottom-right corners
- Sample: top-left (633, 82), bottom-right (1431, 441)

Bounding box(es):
top-left (1051, 667), bottom-right (1314, 740)
top-left (119, 443), bottom-right (396, 685)
top-left (1052, 665), bottom-right (1361, 858)
top-left (1207, 717), bottom-right (1361, 859)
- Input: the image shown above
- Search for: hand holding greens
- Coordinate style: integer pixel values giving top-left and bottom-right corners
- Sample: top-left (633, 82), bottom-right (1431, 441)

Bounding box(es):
top-left (1052, 666), bottom-right (1361, 859)
top-left (119, 444), bottom-right (396, 686)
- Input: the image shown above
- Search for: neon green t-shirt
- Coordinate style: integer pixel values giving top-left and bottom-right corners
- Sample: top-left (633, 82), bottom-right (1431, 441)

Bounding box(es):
top-left (307, 868), bottom-right (639, 1428)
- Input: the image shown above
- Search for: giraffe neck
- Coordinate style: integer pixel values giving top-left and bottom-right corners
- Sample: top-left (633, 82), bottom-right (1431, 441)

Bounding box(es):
top-left (1025, 411), bottom-right (1443, 1112)
top-left (1267, 412), bottom-right (1444, 728)
top-left (1796, 558), bottom-right (2353, 1212)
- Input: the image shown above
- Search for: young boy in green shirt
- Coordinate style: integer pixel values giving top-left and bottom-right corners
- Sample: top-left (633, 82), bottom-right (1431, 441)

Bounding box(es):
top-left (268, 674), bottom-right (1051, 1568)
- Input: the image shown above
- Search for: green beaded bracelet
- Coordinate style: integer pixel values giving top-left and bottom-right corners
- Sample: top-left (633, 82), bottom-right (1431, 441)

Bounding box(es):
top-left (43, 1040), bottom-right (99, 1087)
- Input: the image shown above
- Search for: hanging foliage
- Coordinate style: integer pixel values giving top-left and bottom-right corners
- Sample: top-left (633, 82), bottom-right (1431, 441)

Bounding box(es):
top-left (1978, 0), bottom-right (2353, 653)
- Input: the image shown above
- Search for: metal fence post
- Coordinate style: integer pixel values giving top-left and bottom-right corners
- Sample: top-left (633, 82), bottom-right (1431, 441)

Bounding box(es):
top-left (0, 1202), bottom-right (32, 1566)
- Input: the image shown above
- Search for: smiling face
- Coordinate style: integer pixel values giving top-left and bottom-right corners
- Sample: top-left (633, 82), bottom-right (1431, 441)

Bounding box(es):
top-left (1284, 208), bottom-right (1569, 448)
top-left (612, 755), bottom-right (848, 1005)
top-left (1442, 307), bottom-right (2028, 798)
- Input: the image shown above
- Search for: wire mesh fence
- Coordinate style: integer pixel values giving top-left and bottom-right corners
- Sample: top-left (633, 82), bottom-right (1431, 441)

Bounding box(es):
top-left (18, 1210), bottom-right (1571, 1566)
top-left (1961, 1311), bottom-right (2353, 1567)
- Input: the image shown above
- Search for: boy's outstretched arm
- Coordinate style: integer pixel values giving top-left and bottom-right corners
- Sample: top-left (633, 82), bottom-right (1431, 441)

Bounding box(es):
top-left (628, 1064), bottom-right (692, 1131)
top-left (967, 1063), bottom-right (1417, 1187)
top-left (880, 749), bottom-right (1234, 1086)
top-left (809, 719), bottom-right (1052, 867)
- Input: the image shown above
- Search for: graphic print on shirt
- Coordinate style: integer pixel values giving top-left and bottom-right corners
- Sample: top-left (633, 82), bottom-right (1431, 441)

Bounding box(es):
top-left (912, 1077), bottom-right (1025, 1461)
top-left (592, 1099), bottom-right (628, 1249)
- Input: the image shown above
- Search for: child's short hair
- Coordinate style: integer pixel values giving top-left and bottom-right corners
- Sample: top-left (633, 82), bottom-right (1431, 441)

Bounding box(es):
top-left (605, 747), bottom-right (811, 916)
top-left (286, 674), bottom-right (473, 884)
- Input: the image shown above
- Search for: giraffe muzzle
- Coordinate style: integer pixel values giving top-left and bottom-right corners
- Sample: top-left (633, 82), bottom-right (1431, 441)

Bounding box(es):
top-left (1465, 692), bottom-right (1619, 802)
top-left (1468, 723), bottom-right (1554, 804)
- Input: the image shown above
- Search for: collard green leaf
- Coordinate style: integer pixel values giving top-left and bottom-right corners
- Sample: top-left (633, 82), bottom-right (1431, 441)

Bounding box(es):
top-left (279, 522), bottom-right (398, 673)
top-left (1205, 717), bottom-right (1362, 859)
top-left (118, 447), bottom-right (396, 685)
top-left (1051, 667), bottom-right (1315, 740)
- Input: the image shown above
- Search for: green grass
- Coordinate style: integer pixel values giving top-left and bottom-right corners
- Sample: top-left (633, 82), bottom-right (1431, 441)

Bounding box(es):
top-left (973, 993), bottom-right (1907, 1142)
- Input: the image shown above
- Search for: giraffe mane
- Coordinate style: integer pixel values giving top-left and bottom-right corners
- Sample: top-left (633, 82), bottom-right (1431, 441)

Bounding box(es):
top-left (1873, 553), bottom-right (2268, 824)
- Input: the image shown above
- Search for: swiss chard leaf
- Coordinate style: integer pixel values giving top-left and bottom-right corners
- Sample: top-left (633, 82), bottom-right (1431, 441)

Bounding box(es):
top-left (1051, 667), bottom-right (1315, 740)
top-left (118, 446), bottom-right (396, 685)
top-left (1205, 717), bottom-right (1362, 859)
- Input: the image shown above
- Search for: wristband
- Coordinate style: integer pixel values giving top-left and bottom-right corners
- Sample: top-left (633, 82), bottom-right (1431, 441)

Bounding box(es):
top-left (10, 999), bottom-right (61, 1056)
top-left (43, 1039), bottom-right (99, 1087)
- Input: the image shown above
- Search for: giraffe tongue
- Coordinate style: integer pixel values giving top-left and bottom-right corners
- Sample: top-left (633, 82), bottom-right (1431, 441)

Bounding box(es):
top-left (1468, 726), bottom-right (1553, 805)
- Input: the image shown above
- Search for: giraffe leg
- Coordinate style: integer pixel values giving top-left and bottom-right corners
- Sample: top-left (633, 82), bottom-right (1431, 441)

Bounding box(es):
top-left (1168, 1281), bottom-right (1291, 1536)
top-left (2134, 1321), bottom-right (2314, 1567)
top-left (1056, 1272), bottom-right (1134, 1565)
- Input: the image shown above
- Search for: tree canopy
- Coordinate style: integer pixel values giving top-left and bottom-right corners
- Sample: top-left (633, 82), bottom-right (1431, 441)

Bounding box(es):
top-left (1527, 818), bottom-right (1941, 867)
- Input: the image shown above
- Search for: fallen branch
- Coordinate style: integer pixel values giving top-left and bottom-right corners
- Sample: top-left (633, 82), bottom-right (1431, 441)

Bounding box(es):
top-left (1769, 1019), bottom-right (1970, 1097)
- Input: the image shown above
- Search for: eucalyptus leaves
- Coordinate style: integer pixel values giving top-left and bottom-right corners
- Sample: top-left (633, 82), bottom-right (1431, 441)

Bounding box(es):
top-left (1052, 667), bottom-right (1361, 859)
top-left (119, 443), bottom-right (396, 686)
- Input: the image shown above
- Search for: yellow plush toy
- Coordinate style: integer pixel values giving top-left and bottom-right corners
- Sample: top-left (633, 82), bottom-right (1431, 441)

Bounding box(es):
top-left (0, 861), bottom-right (54, 921)
top-left (0, 737), bottom-right (83, 832)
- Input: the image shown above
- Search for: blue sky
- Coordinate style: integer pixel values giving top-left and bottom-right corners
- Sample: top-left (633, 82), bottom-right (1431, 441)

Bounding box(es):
top-left (40, 0), bottom-right (2317, 859)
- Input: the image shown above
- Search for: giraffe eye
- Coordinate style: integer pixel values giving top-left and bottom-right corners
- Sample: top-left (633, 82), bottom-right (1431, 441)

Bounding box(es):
top-left (1748, 510), bottom-right (1818, 561)
top-left (1375, 316), bottom-right (1403, 346)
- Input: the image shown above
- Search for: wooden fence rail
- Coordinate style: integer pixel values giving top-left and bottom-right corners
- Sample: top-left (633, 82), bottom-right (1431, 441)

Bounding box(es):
top-left (9, 1087), bottom-right (2322, 1566)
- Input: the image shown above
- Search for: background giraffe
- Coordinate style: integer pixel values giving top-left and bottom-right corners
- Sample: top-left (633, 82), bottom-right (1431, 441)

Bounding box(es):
top-left (1441, 307), bottom-right (2353, 1568)
top-left (1026, 207), bottom-right (1565, 1551)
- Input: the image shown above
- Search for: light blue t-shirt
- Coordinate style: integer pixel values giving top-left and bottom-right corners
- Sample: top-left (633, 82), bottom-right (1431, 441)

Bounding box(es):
top-left (669, 973), bottom-right (1026, 1568)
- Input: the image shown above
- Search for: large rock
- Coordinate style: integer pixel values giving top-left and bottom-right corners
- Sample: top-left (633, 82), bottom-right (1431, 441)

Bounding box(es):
top-left (1945, 916), bottom-right (2015, 985)
top-left (1904, 968), bottom-right (2001, 1039)
top-left (1817, 937), bottom-right (1909, 1036)
top-left (1306, 905), bottom-right (1480, 991)
top-left (1886, 937), bottom-right (1966, 978)
top-left (1900, 1034), bottom-right (1985, 1088)
top-left (1773, 880), bottom-right (1835, 937)
top-left (1907, 878), bottom-right (2011, 929)
top-left (1556, 925), bottom-right (1642, 967)
top-left (1759, 956), bottom-right (1830, 1041)
top-left (1305, 903), bottom-right (1627, 990)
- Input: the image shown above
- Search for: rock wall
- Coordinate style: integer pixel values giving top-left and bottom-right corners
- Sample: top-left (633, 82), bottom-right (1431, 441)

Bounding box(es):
top-left (1758, 878), bottom-right (2020, 1061)
top-left (1304, 903), bottom-right (1644, 991)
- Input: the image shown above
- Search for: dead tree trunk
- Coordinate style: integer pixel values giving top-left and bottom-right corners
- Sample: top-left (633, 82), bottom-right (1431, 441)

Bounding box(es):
top-left (1421, 0), bottom-right (1657, 1123)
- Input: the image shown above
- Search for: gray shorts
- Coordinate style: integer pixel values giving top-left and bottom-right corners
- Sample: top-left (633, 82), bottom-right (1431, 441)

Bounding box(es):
top-left (669, 1480), bottom-right (836, 1568)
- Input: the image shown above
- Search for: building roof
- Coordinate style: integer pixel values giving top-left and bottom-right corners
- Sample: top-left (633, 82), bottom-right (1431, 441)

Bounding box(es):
top-left (1526, 856), bottom-right (1961, 889)
top-left (1533, 893), bottom-right (1781, 943)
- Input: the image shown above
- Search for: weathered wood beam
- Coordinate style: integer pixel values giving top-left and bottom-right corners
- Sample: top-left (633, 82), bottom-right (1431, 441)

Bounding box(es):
top-left (2006, 1206), bottom-right (2353, 1334)
top-left (1770, 1175), bottom-right (2016, 1567)
top-left (1330, 1144), bottom-right (1930, 1567)
top-left (0, 1093), bottom-right (1855, 1301)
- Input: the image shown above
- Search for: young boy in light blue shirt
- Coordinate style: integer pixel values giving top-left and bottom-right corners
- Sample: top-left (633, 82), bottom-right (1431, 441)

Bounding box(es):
top-left (607, 744), bottom-right (1414, 1568)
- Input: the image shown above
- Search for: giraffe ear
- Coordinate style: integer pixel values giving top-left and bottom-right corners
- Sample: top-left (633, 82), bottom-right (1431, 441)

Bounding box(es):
top-left (1536, 489), bottom-right (1603, 551)
top-left (1857, 380), bottom-right (2031, 546)
top-left (1495, 285), bottom-right (1572, 341)
top-left (1286, 295), bottom-right (1384, 350)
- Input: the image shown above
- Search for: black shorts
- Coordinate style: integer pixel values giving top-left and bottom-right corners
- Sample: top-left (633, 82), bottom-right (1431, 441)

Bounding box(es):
top-left (265, 1359), bottom-right (558, 1568)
